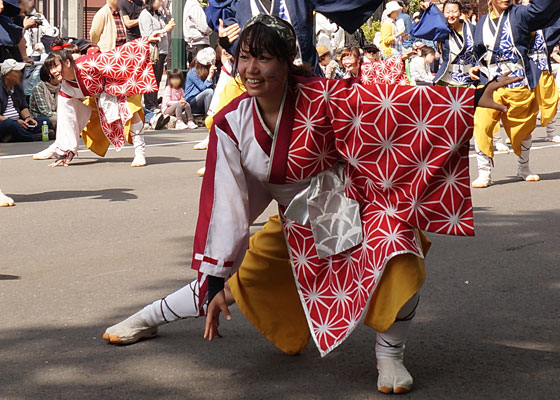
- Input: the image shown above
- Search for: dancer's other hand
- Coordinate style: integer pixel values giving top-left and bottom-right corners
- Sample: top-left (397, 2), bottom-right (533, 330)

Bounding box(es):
top-left (204, 290), bottom-right (232, 341)
top-left (218, 19), bottom-right (241, 44)
top-left (478, 72), bottom-right (522, 112)
top-left (469, 66), bottom-right (480, 81)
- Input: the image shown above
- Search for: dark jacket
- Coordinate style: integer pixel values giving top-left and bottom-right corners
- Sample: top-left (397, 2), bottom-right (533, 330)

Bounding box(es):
top-left (206, 0), bottom-right (383, 76)
top-left (473, 0), bottom-right (560, 89)
top-left (0, 78), bottom-right (28, 118)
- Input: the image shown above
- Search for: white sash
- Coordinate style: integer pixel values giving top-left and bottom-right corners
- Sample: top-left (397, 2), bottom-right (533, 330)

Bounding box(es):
top-left (480, 11), bottom-right (527, 85)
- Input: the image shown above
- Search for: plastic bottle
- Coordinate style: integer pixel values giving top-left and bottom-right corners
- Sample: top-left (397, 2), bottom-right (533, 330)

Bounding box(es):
top-left (41, 121), bottom-right (49, 142)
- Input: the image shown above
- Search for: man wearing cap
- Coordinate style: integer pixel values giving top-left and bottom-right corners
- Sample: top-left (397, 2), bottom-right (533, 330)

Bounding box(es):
top-left (0, 58), bottom-right (49, 142)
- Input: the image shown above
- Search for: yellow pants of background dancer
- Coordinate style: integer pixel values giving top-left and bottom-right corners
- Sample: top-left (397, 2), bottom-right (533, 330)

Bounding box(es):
top-left (535, 71), bottom-right (559, 127)
top-left (229, 215), bottom-right (430, 355)
top-left (474, 87), bottom-right (538, 158)
top-left (81, 94), bottom-right (144, 157)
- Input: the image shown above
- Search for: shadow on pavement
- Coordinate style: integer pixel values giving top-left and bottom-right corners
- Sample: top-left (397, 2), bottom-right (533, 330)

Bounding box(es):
top-left (1, 209), bottom-right (558, 399)
top-left (11, 188), bottom-right (137, 203)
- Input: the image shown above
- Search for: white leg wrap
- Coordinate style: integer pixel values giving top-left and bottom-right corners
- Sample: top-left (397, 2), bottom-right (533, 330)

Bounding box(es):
top-left (131, 121), bottom-right (146, 167)
top-left (141, 280), bottom-right (203, 327)
top-left (517, 136), bottom-right (540, 181)
top-left (472, 140), bottom-right (493, 188)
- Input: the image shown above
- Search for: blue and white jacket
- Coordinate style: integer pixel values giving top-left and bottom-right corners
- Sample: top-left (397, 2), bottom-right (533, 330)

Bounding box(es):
top-left (473, 0), bottom-right (560, 90)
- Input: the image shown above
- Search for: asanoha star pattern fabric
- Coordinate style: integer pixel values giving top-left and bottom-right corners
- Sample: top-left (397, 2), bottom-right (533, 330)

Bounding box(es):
top-left (74, 38), bottom-right (157, 149)
top-left (282, 77), bottom-right (475, 355)
top-left (191, 75), bottom-right (476, 356)
top-left (360, 57), bottom-right (408, 85)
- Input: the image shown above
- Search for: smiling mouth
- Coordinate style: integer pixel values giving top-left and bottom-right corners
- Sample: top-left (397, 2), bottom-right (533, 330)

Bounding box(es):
top-left (246, 78), bottom-right (264, 84)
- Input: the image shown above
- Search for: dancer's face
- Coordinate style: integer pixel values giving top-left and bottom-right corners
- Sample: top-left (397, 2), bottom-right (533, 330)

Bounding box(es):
top-left (491, 0), bottom-right (511, 13)
top-left (49, 60), bottom-right (63, 82)
top-left (237, 46), bottom-right (289, 100)
top-left (444, 4), bottom-right (461, 27)
top-left (62, 59), bottom-right (75, 80)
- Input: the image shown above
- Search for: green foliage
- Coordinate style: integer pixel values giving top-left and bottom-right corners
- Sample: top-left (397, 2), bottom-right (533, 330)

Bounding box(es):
top-left (362, 20), bottom-right (381, 44)
top-left (409, 0), bottom-right (422, 14)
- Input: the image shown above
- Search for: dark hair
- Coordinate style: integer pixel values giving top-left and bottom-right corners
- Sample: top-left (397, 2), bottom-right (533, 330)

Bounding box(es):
top-left (167, 68), bottom-right (184, 87)
top-left (443, 0), bottom-right (467, 13)
top-left (232, 20), bottom-right (313, 79)
top-left (49, 38), bottom-right (80, 55)
top-left (145, 0), bottom-right (162, 15)
top-left (39, 64), bottom-right (52, 82)
top-left (44, 49), bottom-right (76, 80)
top-left (421, 46), bottom-right (436, 57)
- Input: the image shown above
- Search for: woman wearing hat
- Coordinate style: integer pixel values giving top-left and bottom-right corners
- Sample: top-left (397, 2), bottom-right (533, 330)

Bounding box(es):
top-left (316, 44), bottom-right (340, 79)
top-left (380, 1), bottom-right (406, 57)
top-left (184, 47), bottom-right (216, 117)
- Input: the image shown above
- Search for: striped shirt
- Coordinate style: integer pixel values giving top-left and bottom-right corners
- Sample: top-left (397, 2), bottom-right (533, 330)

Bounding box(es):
top-left (112, 10), bottom-right (127, 46)
top-left (3, 95), bottom-right (20, 120)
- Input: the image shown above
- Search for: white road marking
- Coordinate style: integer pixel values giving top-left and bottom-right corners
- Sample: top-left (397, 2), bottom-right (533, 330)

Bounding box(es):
top-left (0, 140), bottom-right (202, 160)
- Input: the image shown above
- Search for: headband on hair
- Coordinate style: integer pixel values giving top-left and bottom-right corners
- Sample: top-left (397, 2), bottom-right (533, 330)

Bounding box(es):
top-left (51, 42), bottom-right (72, 51)
top-left (243, 14), bottom-right (297, 56)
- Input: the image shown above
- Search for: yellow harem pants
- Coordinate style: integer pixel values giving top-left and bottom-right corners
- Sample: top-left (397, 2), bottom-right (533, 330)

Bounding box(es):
top-left (474, 86), bottom-right (538, 158)
top-left (228, 215), bottom-right (431, 355)
top-left (81, 94), bottom-right (144, 157)
top-left (535, 71), bottom-right (559, 128)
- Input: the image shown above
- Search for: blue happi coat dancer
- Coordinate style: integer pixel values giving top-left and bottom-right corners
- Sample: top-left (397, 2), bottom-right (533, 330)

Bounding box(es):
top-left (470, 0), bottom-right (560, 189)
top-left (411, 0), bottom-right (476, 87)
top-left (205, 0), bottom-right (381, 76)
top-left (525, 5), bottom-right (560, 142)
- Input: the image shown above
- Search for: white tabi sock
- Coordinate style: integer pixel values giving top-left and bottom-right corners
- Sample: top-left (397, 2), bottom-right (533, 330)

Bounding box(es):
top-left (141, 280), bottom-right (204, 327)
top-left (375, 293), bottom-right (419, 394)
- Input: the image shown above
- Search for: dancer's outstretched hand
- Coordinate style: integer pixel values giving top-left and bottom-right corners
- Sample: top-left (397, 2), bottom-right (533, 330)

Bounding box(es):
top-left (477, 72), bottom-right (522, 112)
top-left (204, 290), bottom-right (232, 341)
top-left (218, 19), bottom-right (241, 44)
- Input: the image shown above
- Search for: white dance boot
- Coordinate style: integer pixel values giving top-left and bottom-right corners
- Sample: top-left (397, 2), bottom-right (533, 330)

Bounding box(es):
top-left (104, 280), bottom-right (203, 345)
top-left (545, 120), bottom-right (560, 142)
top-left (0, 189), bottom-right (15, 207)
top-left (130, 122), bottom-right (146, 167)
top-left (193, 136), bottom-right (209, 150)
top-left (33, 143), bottom-right (58, 160)
top-left (375, 294), bottom-right (419, 395)
top-left (472, 143), bottom-right (493, 188)
top-left (517, 136), bottom-right (540, 182)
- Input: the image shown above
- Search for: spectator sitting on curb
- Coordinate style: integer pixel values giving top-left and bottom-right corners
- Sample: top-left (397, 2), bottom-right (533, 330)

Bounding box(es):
top-left (29, 62), bottom-right (59, 131)
top-left (0, 58), bottom-right (49, 142)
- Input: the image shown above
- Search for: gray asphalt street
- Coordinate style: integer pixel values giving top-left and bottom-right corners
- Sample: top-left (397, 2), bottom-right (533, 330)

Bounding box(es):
top-left (1, 126), bottom-right (559, 400)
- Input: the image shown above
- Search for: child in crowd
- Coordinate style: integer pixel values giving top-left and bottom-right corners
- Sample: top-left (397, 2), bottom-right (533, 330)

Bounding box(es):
top-left (162, 69), bottom-right (198, 130)
top-left (409, 46), bottom-right (435, 85)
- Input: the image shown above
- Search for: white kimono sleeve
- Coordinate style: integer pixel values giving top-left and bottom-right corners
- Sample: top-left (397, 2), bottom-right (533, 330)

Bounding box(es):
top-left (191, 123), bottom-right (272, 278)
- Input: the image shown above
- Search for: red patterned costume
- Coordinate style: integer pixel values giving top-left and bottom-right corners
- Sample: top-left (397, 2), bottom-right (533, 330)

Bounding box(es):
top-left (49, 38), bottom-right (157, 160)
top-left (193, 76), bottom-right (475, 355)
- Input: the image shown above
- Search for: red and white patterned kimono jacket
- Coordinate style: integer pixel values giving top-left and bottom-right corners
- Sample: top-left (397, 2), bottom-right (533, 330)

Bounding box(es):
top-left (193, 76), bottom-right (476, 356)
top-left (54, 38), bottom-right (157, 157)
